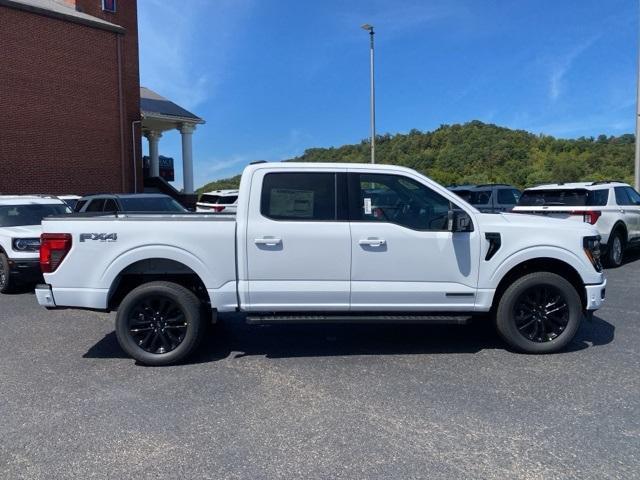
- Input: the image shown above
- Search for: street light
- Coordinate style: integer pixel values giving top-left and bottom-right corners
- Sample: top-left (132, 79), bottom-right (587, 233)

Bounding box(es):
top-left (361, 23), bottom-right (376, 164)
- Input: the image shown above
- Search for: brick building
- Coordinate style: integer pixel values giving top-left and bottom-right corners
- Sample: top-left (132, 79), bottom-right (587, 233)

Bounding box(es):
top-left (0, 0), bottom-right (142, 194)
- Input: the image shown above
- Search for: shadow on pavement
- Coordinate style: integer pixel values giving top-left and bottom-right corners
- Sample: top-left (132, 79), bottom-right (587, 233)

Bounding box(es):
top-left (83, 313), bottom-right (615, 365)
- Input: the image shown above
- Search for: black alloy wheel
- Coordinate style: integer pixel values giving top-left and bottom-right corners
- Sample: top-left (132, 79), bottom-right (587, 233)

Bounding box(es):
top-left (513, 285), bottom-right (569, 343)
top-left (127, 295), bottom-right (188, 354)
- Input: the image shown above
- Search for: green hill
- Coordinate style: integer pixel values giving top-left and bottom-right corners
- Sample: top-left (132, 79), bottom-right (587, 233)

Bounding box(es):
top-left (197, 120), bottom-right (635, 194)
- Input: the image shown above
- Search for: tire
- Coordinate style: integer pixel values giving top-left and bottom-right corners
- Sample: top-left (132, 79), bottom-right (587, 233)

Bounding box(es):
top-left (605, 229), bottom-right (625, 268)
top-left (495, 272), bottom-right (582, 354)
top-left (0, 253), bottom-right (13, 294)
top-left (115, 281), bottom-right (205, 366)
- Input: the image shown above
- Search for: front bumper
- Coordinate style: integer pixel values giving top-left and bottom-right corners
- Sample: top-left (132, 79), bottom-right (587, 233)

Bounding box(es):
top-left (35, 284), bottom-right (56, 308)
top-left (8, 258), bottom-right (42, 284)
top-left (585, 279), bottom-right (606, 311)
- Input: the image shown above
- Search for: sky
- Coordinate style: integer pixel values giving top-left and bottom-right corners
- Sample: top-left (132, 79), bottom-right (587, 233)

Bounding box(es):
top-left (137, 0), bottom-right (638, 189)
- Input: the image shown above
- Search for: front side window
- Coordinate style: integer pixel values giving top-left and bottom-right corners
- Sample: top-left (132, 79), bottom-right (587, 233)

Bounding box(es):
top-left (351, 173), bottom-right (454, 231)
top-left (614, 187), bottom-right (631, 206)
top-left (85, 199), bottom-right (106, 212)
top-left (624, 187), bottom-right (640, 205)
top-left (103, 199), bottom-right (118, 212)
top-left (261, 172), bottom-right (337, 221)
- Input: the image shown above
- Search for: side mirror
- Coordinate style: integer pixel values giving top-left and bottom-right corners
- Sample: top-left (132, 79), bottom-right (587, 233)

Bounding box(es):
top-left (447, 210), bottom-right (474, 232)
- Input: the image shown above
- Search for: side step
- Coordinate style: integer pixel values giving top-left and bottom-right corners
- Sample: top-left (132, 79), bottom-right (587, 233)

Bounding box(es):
top-left (246, 313), bottom-right (473, 325)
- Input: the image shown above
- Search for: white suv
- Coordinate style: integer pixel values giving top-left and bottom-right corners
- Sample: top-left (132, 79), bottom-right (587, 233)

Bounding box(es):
top-left (0, 196), bottom-right (70, 292)
top-left (196, 190), bottom-right (239, 213)
top-left (513, 181), bottom-right (640, 267)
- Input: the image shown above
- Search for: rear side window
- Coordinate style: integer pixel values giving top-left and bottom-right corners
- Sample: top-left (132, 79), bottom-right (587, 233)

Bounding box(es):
top-left (199, 194), bottom-right (220, 204)
top-left (217, 196), bottom-right (238, 205)
top-left (103, 199), bottom-right (118, 212)
top-left (261, 172), bottom-right (336, 221)
top-left (74, 200), bottom-right (87, 212)
top-left (85, 199), bottom-right (105, 212)
top-left (518, 189), bottom-right (607, 207)
top-left (497, 189), bottom-right (521, 205)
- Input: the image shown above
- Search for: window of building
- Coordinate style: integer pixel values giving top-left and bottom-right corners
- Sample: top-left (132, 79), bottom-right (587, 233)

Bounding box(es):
top-left (261, 172), bottom-right (336, 221)
top-left (102, 0), bottom-right (116, 13)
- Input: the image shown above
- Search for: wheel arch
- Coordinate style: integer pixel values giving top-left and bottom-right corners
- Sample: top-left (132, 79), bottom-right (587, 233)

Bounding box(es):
top-left (490, 257), bottom-right (587, 311)
top-left (107, 257), bottom-right (210, 310)
top-left (610, 221), bottom-right (628, 244)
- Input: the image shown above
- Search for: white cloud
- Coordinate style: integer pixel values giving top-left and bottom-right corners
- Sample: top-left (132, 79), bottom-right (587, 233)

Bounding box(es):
top-left (138, 0), bottom-right (253, 111)
top-left (548, 36), bottom-right (599, 102)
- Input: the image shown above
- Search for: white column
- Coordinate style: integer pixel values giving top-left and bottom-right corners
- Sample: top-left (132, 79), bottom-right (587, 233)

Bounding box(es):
top-left (179, 123), bottom-right (196, 193)
top-left (144, 130), bottom-right (162, 177)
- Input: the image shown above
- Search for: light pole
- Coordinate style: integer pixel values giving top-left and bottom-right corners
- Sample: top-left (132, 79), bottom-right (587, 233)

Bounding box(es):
top-left (361, 23), bottom-right (376, 164)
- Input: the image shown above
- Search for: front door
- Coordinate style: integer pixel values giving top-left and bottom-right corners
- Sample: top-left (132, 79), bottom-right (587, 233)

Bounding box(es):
top-left (245, 169), bottom-right (351, 311)
top-left (348, 171), bottom-right (480, 311)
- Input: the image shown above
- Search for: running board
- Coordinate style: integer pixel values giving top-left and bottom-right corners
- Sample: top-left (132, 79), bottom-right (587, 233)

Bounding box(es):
top-left (246, 313), bottom-right (473, 325)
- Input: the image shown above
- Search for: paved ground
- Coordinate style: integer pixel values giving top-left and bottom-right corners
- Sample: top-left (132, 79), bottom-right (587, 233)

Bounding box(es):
top-left (0, 259), bottom-right (639, 480)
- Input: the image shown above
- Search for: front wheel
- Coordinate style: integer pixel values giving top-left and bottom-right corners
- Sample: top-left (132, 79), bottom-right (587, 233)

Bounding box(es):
top-left (115, 281), bottom-right (205, 366)
top-left (0, 253), bottom-right (12, 294)
top-left (495, 272), bottom-right (582, 354)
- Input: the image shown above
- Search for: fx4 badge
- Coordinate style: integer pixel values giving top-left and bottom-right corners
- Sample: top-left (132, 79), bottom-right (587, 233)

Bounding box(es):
top-left (80, 233), bottom-right (118, 242)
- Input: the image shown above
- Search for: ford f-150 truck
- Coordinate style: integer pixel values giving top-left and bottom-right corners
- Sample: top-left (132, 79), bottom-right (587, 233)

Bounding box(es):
top-left (36, 163), bottom-right (606, 365)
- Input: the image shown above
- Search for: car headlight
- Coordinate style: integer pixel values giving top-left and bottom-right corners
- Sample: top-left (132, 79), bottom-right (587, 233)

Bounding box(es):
top-left (583, 235), bottom-right (602, 272)
top-left (12, 237), bottom-right (41, 252)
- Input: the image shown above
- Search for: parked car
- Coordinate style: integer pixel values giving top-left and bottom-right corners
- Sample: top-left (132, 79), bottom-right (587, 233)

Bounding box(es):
top-left (449, 184), bottom-right (521, 212)
top-left (0, 195), bottom-right (70, 293)
top-left (196, 189), bottom-right (239, 213)
top-left (74, 194), bottom-right (187, 214)
top-left (36, 162), bottom-right (606, 365)
top-left (513, 181), bottom-right (640, 267)
top-left (57, 195), bottom-right (81, 210)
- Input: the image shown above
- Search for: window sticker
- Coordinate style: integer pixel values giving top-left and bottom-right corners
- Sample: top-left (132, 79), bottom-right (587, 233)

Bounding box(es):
top-left (364, 197), bottom-right (372, 215)
top-left (270, 189), bottom-right (314, 218)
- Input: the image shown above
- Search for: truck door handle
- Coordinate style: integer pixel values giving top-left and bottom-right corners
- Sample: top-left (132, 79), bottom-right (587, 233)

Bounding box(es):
top-left (254, 237), bottom-right (282, 246)
top-left (359, 238), bottom-right (386, 247)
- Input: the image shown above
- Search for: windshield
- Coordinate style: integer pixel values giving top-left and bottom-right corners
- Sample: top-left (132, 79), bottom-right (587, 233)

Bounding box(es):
top-left (518, 189), bottom-right (608, 207)
top-left (119, 197), bottom-right (186, 212)
top-left (0, 203), bottom-right (70, 227)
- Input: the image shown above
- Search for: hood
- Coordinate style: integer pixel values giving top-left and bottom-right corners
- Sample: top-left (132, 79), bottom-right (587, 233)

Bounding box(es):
top-left (1, 225), bottom-right (42, 238)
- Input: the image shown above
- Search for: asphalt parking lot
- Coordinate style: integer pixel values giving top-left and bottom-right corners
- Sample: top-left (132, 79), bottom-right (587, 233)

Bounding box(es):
top-left (0, 259), bottom-right (639, 480)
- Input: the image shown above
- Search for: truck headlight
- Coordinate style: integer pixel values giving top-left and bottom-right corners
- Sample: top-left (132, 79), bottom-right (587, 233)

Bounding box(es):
top-left (12, 237), bottom-right (41, 252)
top-left (583, 235), bottom-right (602, 272)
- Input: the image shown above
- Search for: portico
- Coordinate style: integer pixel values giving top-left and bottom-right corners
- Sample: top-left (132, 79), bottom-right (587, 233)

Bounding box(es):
top-left (140, 87), bottom-right (205, 193)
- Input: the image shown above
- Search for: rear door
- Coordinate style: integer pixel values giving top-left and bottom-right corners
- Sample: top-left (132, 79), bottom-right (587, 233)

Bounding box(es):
top-left (245, 169), bottom-right (351, 311)
top-left (348, 170), bottom-right (480, 311)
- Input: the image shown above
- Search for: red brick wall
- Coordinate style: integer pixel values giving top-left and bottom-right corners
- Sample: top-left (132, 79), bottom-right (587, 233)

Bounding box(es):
top-left (0, 2), bottom-right (141, 195)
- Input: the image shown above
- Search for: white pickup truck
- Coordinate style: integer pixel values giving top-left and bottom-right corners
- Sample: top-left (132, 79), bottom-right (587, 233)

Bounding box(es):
top-left (36, 163), bottom-right (606, 365)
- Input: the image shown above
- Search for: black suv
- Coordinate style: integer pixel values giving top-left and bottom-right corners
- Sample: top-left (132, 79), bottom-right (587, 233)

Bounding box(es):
top-left (448, 184), bottom-right (521, 213)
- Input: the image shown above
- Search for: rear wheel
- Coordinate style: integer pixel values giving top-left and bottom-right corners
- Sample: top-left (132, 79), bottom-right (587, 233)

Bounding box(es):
top-left (495, 272), bottom-right (582, 353)
top-left (605, 230), bottom-right (624, 268)
top-left (115, 281), bottom-right (205, 366)
top-left (0, 254), bottom-right (12, 294)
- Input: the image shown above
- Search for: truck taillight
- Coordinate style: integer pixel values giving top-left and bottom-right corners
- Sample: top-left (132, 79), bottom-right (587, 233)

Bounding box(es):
top-left (40, 233), bottom-right (72, 273)
top-left (571, 210), bottom-right (601, 225)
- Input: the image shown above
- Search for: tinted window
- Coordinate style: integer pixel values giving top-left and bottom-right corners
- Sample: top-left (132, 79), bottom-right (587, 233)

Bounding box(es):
top-left (351, 173), bottom-right (454, 231)
top-left (519, 189), bottom-right (607, 207)
top-left (199, 194), bottom-right (220, 204)
top-left (497, 189), bottom-right (521, 205)
top-left (119, 197), bottom-right (186, 212)
top-left (74, 200), bottom-right (87, 212)
top-left (103, 199), bottom-right (118, 212)
top-left (0, 204), bottom-right (69, 227)
top-left (261, 172), bottom-right (336, 221)
top-left (85, 199), bottom-right (106, 212)
top-left (217, 196), bottom-right (238, 205)
top-left (614, 187), bottom-right (631, 206)
top-left (625, 187), bottom-right (640, 205)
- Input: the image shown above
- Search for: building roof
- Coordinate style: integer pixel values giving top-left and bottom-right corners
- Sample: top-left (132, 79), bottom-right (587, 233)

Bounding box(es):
top-left (0, 0), bottom-right (124, 33)
top-left (140, 87), bottom-right (205, 124)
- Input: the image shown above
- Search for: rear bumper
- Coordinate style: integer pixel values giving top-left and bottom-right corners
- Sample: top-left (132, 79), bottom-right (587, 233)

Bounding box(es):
top-left (35, 284), bottom-right (56, 308)
top-left (585, 279), bottom-right (606, 311)
top-left (8, 258), bottom-right (42, 284)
